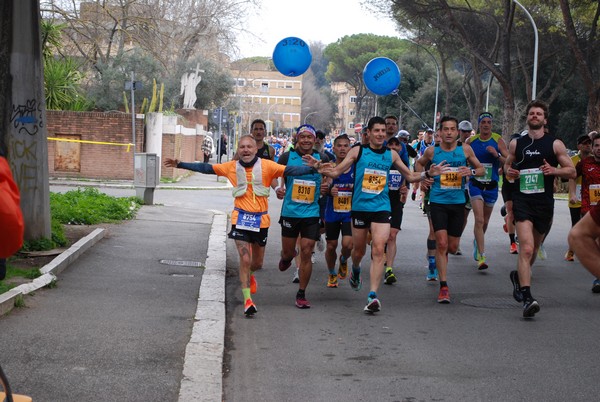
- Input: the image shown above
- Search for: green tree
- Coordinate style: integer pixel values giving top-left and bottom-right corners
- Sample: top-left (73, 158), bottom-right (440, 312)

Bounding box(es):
top-left (41, 20), bottom-right (93, 111)
top-left (324, 34), bottom-right (409, 123)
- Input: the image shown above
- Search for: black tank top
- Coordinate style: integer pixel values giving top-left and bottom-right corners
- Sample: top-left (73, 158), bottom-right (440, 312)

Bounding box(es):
top-left (514, 133), bottom-right (557, 200)
top-left (257, 143), bottom-right (272, 160)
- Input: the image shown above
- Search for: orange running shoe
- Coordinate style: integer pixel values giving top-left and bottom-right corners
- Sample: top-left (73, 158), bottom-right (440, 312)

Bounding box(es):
top-left (510, 242), bottom-right (518, 254)
top-left (437, 286), bottom-right (450, 304)
top-left (244, 299), bottom-right (257, 316)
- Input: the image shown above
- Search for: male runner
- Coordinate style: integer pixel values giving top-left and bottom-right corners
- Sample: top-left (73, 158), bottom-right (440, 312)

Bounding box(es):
top-left (504, 100), bottom-right (575, 318)
top-left (320, 116), bottom-right (447, 313)
top-left (466, 112), bottom-right (508, 270)
top-left (165, 135), bottom-right (320, 316)
top-left (276, 124), bottom-right (330, 309)
top-left (416, 116), bottom-right (484, 303)
top-left (321, 134), bottom-right (354, 288)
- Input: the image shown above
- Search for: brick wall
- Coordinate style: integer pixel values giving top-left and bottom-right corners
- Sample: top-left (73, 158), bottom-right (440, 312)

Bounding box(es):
top-left (47, 110), bottom-right (206, 180)
top-left (46, 111), bottom-right (144, 180)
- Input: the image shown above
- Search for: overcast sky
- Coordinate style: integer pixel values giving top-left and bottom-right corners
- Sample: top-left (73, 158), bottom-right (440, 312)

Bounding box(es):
top-left (235, 0), bottom-right (400, 59)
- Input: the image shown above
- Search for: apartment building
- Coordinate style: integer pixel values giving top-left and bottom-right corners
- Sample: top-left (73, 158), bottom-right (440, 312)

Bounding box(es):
top-left (230, 61), bottom-right (302, 136)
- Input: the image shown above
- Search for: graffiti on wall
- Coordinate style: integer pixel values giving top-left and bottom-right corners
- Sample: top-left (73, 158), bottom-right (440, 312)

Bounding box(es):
top-left (8, 99), bottom-right (44, 190)
top-left (10, 98), bottom-right (44, 136)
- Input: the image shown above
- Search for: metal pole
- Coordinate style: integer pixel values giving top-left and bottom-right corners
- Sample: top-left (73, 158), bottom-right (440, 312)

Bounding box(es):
top-left (513, 0), bottom-right (538, 100)
top-left (486, 73), bottom-right (493, 112)
top-left (130, 71), bottom-right (136, 182)
top-left (407, 40), bottom-right (440, 131)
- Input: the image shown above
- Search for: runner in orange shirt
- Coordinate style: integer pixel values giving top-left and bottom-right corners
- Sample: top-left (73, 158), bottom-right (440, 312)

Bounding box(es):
top-left (165, 135), bottom-right (322, 316)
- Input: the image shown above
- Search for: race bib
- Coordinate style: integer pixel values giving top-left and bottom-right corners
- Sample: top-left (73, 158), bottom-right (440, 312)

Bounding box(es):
top-left (291, 179), bottom-right (316, 204)
top-left (236, 210), bottom-right (262, 232)
top-left (590, 184), bottom-right (600, 205)
top-left (362, 168), bottom-right (387, 194)
top-left (388, 170), bottom-right (403, 191)
top-left (333, 191), bottom-right (352, 212)
top-left (477, 163), bottom-right (493, 183)
top-left (440, 167), bottom-right (462, 189)
top-left (519, 168), bottom-right (544, 194)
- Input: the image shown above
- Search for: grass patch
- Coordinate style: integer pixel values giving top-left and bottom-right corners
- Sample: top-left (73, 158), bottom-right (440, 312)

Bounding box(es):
top-left (50, 187), bottom-right (142, 225)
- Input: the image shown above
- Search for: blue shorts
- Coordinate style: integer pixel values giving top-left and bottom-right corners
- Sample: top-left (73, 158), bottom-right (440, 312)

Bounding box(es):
top-left (468, 181), bottom-right (499, 207)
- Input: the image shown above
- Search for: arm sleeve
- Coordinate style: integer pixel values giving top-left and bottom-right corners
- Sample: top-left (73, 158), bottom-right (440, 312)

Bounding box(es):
top-left (177, 161), bottom-right (216, 174)
top-left (407, 145), bottom-right (418, 158)
top-left (284, 165), bottom-right (315, 176)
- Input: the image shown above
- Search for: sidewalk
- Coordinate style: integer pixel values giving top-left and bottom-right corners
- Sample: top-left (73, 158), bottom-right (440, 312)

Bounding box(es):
top-left (0, 173), bottom-right (230, 401)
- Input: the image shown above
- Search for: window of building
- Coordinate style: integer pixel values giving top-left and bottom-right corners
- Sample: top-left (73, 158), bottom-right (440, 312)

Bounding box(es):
top-left (349, 122), bottom-right (355, 129)
top-left (261, 82), bottom-right (269, 93)
top-left (285, 82), bottom-right (293, 89)
top-left (349, 110), bottom-right (356, 116)
top-left (350, 96), bottom-right (357, 103)
top-left (236, 78), bottom-right (245, 87)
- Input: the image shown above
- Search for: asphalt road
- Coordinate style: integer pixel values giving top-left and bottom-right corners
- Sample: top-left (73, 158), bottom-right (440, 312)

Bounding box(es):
top-left (11, 182), bottom-right (600, 401)
top-left (223, 195), bottom-right (600, 402)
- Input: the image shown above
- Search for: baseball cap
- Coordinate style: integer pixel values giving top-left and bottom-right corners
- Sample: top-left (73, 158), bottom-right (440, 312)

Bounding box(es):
top-left (397, 130), bottom-right (410, 138)
top-left (458, 120), bottom-right (473, 131)
top-left (577, 134), bottom-right (592, 144)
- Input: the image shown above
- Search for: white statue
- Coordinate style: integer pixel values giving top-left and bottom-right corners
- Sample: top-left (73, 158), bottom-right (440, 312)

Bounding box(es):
top-left (180, 63), bottom-right (203, 109)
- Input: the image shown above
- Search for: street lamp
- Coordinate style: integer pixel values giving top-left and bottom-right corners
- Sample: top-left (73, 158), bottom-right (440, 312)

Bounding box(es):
top-left (266, 102), bottom-right (278, 134)
top-left (304, 111), bottom-right (318, 124)
top-left (407, 40), bottom-right (440, 131)
top-left (485, 63), bottom-right (501, 111)
top-left (513, 0), bottom-right (538, 100)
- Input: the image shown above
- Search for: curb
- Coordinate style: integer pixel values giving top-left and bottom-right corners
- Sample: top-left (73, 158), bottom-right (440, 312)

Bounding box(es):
top-left (0, 228), bottom-right (106, 316)
top-left (178, 211), bottom-right (227, 402)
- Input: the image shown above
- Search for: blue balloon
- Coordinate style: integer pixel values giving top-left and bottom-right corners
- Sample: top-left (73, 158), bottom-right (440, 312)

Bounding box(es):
top-left (363, 57), bottom-right (402, 96)
top-left (273, 37), bottom-right (312, 77)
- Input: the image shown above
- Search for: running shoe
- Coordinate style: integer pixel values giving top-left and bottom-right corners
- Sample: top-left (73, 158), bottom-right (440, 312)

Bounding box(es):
top-left (244, 299), bottom-right (257, 316)
top-left (537, 244), bottom-right (547, 260)
top-left (364, 297), bottom-right (381, 313)
top-left (349, 271), bottom-right (362, 291)
top-left (384, 267), bottom-right (397, 284)
top-left (473, 239), bottom-right (480, 261)
top-left (522, 298), bottom-right (540, 318)
top-left (292, 268), bottom-right (299, 283)
top-left (250, 275), bottom-right (257, 294)
top-left (295, 296), bottom-right (311, 309)
top-left (477, 256), bottom-right (488, 271)
top-left (316, 235), bottom-right (325, 252)
top-left (510, 242), bottom-right (519, 254)
top-left (278, 250), bottom-right (297, 271)
top-left (454, 246), bottom-right (462, 256)
top-left (327, 274), bottom-right (338, 288)
top-left (509, 270), bottom-right (524, 302)
top-left (338, 256), bottom-right (348, 279)
top-left (592, 279), bottom-right (600, 293)
top-left (437, 286), bottom-right (451, 303)
top-left (564, 250), bottom-right (574, 262)
top-left (427, 267), bottom-right (439, 281)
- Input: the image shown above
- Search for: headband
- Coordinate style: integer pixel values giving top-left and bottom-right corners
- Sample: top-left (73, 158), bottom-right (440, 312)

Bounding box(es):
top-left (296, 124), bottom-right (316, 137)
top-left (478, 112), bottom-right (493, 124)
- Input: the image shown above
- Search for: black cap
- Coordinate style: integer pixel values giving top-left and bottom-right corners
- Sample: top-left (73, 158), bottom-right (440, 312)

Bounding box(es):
top-left (578, 134), bottom-right (592, 144)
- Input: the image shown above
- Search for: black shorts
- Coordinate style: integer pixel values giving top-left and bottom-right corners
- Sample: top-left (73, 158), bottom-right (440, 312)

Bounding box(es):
top-left (430, 203), bottom-right (466, 237)
top-left (390, 201), bottom-right (404, 230)
top-left (228, 225), bottom-right (268, 247)
top-left (351, 211), bottom-right (391, 229)
top-left (279, 216), bottom-right (321, 241)
top-left (325, 221), bottom-right (352, 241)
top-left (512, 195), bottom-right (554, 235)
top-left (501, 180), bottom-right (518, 203)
